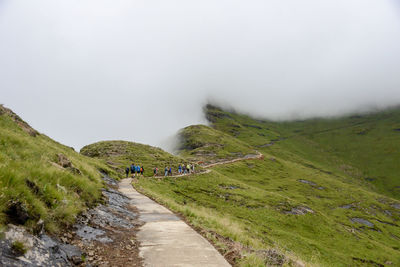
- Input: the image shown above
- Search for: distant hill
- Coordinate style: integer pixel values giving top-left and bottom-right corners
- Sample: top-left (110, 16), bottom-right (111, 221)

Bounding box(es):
top-left (0, 105), bottom-right (114, 233)
top-left (81, 140), bottom-right (186, 176)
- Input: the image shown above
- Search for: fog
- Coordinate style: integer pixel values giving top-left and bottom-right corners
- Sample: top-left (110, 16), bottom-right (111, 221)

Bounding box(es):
top-left (1, 0), bottom-right (400, 150)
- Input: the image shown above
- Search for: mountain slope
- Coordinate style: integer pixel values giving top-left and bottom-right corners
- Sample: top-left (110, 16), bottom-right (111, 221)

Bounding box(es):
top-left (79, 104), bottom-right (400, 266)
top-left (132, 105), bottom-right (400, 266)
top-left (205, 104), bottom-right (400, 199)
top-left (178, 124), bottom-right (257, 164)
top-left (0, 105), bottom-right (115, 233)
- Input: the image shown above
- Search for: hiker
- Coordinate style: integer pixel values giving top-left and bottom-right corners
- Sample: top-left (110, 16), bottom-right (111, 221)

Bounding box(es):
top-left (130, 163), bottom-right (135, 177)
top-left (153, 167), bottom-right (157, 176)
top-left (125, 167), bottom-right (130, 178)
top-left (186, 164), bottom-right (190, 174)
top-left (191, 164), bottom-right (195, 173)
top-left (164, 167), bottom-right (168, 176)
top-left (178, 165), bottom-right (182, 174)
top-left (136, 165), bottom-right (140, 176)
top-left (169, 167), bottom-right (172, 176)
top-left (183, 164), bottom-right (187, 174)
top-left (140, 166), bottom-right (144, 176)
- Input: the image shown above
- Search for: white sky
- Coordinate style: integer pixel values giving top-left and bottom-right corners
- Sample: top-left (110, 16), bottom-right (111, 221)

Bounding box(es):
top-left (1, 0), bottom-right (400, 150)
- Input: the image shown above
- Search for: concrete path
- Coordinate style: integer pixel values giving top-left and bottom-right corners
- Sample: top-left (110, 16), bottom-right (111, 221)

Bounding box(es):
top-left (118, 178), bottom-right (231, 267)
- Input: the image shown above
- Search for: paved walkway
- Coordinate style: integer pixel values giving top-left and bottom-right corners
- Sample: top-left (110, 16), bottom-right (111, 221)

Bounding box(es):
top-left (118, 178), bottom-right (231, 267)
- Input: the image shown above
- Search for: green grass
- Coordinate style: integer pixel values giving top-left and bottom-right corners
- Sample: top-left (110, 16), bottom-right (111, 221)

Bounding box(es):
top-left (135, 155), bottom-right (400, 266)
top-left (0, 105), bottom-right (116, 233)
top-left (80, 140), bottom-right (187, 177)
top-left (178, 124), bottom-right (256, 164)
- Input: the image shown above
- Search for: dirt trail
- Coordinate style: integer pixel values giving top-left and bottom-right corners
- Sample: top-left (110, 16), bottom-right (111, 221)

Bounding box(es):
top-left (202, 151), bottom-right (264, 168)
top-left (152, 169), bottom-right (211, 179)
top-left (119, 178), bottom-right (231, 267)
top-left (150, 151), bottom-right (263, 179)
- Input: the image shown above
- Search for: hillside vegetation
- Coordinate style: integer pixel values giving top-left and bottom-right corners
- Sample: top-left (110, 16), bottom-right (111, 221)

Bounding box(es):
top-left (0, 105), bottom-right (115, 233)
top-left (206, 104), bottom-right (400, 200)
top-left (178, 124), bottom-right (257, 164)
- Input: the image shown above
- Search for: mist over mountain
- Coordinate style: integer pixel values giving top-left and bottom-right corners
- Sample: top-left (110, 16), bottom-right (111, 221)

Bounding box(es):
top-left (1, 0), bottom-right (400, 150)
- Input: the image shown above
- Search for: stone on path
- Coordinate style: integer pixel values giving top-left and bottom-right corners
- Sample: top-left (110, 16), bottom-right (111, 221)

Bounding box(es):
top-left (119, 178), bottom-right (231, 267)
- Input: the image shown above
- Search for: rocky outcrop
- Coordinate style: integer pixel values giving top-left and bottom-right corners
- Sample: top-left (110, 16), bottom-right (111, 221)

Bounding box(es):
top-left (0, 105), bottom-right (39, 137)
top-left (56, 154), bottom-right (81, 175)
top-left (0, 225), bottom-right (82, 266)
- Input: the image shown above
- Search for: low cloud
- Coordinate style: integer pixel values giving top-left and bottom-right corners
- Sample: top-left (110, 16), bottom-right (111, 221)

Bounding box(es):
top-left (1, 0), bottom-right (400, 150)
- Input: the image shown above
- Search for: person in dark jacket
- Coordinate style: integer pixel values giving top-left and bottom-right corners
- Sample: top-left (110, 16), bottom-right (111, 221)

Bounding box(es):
top-left (125, 167), bottom-right (130, 178)
top-left (140, 166), bottom-right (144, 176)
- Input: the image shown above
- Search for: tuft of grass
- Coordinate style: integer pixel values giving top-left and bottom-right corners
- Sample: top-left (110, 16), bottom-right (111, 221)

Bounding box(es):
top-left (11, 240), bottom-right (27, 256)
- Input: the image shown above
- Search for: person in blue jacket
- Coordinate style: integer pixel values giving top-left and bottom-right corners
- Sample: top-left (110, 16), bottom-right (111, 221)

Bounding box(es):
top-left (130, 163), bottom-right (135, 177)
top-left (136, 165), bottom-right (141, 176)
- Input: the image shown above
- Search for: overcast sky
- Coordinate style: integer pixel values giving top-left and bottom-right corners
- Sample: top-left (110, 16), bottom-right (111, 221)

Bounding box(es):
top-left (1, 0), bottom-right (400, 150)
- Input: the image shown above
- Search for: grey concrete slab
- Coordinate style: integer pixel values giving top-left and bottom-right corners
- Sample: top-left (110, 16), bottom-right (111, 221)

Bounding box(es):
top-left (119, 178), bottom-right (231, 267)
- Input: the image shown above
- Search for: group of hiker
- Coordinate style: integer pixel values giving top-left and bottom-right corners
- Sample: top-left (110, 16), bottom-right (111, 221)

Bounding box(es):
top-left (161, 163), bottom-right (195, 177)
top-left (126, 163), bottom-right (196, 178)
top-left (125, 164), bottom-right (144, 177)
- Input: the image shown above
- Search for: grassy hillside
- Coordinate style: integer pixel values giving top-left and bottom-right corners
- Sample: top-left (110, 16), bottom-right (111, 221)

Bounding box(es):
top-left (81, 140), bottom-right (186, 177)
top-left (0, 105), bottom-right (115, 233)
top-left (132, 105), bottom-right (400, 266)
top-left (205, 104), bottom-right (400, 200)
top-left (178, 124), bottom-right (257, 164)
top-left (80, 104), bottom-right (400, 266)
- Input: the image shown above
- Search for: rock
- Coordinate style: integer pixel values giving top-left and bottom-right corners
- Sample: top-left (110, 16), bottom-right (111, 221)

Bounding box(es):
top-left (57, 153), bottom-right (72, 168)
top-left (351, 218), bottom-right (374, 227)
top-left (5, 201), bottom-right (30, 225)
top-left (285, 206), bottom-right (314, 215)
top-left (75, 225), bottom-right (112, 243)
top-left (391, 203), bottom-right (400, 210)
top-left (0, 226), bottom-right (83, 266)
top-left (71, 255), bottom-right (83, 265)
top-left (298, 179), bottom-right (317, 186)
top-left (384, 210), bottom-right (392, 216)
top-left (34, 219), bottom-right (45, 236)
top-left (339, 204), bottom-right (354, 209)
